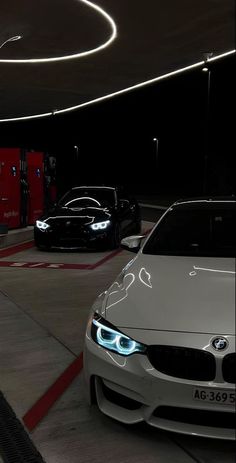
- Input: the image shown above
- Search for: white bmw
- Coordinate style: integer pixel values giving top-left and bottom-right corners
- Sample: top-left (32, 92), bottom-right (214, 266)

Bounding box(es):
top-left (83, 198), bottom-right (236, 440)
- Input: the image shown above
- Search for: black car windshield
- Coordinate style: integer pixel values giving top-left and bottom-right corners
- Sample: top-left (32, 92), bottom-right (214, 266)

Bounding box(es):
top-left (58, 188), bottom-right (116, 208)
top-left (143, 204), bottom-right (236, 258)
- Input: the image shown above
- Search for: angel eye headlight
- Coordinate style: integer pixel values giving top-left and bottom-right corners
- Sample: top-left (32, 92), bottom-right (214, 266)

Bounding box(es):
top-left (91, 314), bottom-right (146, 356)
top-left (36, 220), bottom-right (50, 231)
top-left (91, 220), bottom-right (110, 230)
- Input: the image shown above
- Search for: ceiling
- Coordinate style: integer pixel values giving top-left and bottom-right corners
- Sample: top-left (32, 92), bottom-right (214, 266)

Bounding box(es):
top-left (0, 0), bottom-right (235, 121)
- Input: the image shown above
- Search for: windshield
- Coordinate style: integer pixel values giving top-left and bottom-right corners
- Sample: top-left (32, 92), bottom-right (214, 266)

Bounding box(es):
top-left (143, 205), bottom-right (236, 258)
top-left (58, 188), bottom-right (116, 208)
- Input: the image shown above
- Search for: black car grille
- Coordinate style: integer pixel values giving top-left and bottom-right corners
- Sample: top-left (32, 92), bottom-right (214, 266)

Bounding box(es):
top-left (222, 353), bottom-right (236, 384)
top-left (147, 345), bottom-right (216, 381)
top-left (50, 218), bottom-right (87, 231)
top-left (153, 406), bottom-right (236, 429)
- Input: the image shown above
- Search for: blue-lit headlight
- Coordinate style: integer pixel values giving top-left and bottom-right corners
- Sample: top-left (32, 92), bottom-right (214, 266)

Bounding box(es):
top-left (36, 220), bottom-right (50, 231)
top-left (91, 220), bottom-right (110, 230)
top-left (91, 314), bottom-right (146, 356)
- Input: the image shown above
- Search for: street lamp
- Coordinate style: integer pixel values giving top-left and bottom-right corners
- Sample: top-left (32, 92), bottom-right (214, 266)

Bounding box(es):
top-left (153, 138), bottom-right (159, 169)
top-left (74, 145), bottom-right (79, 162)
top-left (202, 52), bottom-right (213, 194)
top-left (0, 35), bottom-right (23, 49)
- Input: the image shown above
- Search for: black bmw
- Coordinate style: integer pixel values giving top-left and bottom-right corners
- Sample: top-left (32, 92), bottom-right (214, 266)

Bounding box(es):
top-left (34, 186), bottom-right (141, 250)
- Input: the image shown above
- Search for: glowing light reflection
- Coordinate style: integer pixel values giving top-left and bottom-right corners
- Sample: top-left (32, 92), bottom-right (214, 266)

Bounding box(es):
top-left (0, 0), bottom-right (117, 64)
top-left (0, 49), bottom-right (235, 122)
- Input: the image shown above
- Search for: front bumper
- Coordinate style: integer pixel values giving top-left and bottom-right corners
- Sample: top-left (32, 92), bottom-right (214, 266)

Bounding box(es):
top-left (84, 329), bottom-right (236, 440)
top-left (34, 226), bottom-right (111, 248)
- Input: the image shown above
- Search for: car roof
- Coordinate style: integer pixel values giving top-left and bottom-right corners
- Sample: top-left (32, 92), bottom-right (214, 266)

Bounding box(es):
top-left (171, 196), bottom-right (236, 210)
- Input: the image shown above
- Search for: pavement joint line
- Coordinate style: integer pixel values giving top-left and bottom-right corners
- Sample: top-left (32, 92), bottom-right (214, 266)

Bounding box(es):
top-left (139, 202), bottom-right (168, 210)
top-left (23, 353), bottom-right (83, 432)
top-left (0, 289), bottom-right (79, 358)
top-left (170, 437), bottom-right (205, 463)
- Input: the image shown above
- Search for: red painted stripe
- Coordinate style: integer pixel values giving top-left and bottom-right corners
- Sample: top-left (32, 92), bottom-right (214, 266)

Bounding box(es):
top-left (0, 241), bottom-right (34, 258)
top-left (0, 261), bottom-right (91, 270)
top-left (23, 353), bottom-right (83, 432)
top-left (90, 248), bottom-right (123, 269)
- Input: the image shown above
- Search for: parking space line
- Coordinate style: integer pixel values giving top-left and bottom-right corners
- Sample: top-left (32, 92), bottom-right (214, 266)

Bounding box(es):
top-left (0, 241), bottom-right (34, 258)
top-left (23, 353), bottom-right (83, 432)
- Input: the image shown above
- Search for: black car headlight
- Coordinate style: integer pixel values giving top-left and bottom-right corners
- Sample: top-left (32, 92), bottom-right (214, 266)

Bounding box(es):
top-left (90, 220), bottom-right (111, 231)
top-left (91, 313), bottom-right (146, 356)
top-left (36, 220), bottom-right (50, 231)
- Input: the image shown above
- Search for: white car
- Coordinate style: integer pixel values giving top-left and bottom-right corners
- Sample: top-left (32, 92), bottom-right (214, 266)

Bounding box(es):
top-left (83, 197), bottom-right (236, 440)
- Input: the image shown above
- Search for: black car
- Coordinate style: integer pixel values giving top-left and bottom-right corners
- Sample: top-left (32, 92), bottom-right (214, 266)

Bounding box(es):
top-left (34, 186), bottom-right (141, 250)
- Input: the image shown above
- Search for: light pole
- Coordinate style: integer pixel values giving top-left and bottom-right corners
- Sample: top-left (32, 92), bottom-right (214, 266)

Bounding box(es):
top-left (202, 52), bottom-right (213, 194)
top-left (0, 35), bottom-right (23, 50)
top-left (74, 145), bottom-right (79, 162)
top-left (153, 138), bottom-right (159, 169)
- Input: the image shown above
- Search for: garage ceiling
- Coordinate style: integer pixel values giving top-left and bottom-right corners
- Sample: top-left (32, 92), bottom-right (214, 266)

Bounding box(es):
top-left (0, 0), bottom-right (235, 121)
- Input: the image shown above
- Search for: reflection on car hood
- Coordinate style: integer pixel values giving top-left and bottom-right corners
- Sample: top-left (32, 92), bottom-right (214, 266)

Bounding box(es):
top-left (42, 206), bottom-right (111, 223)
top-left (104, 254), bottom-right (235, 335)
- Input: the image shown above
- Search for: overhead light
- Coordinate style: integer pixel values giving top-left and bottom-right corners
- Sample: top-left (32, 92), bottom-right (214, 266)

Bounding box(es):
top-left (0, 35), bottom-right (23, 49)
top-left (202, 67), bottom-right (209, 72)
top-left (0, 0), bottom-right (117, 63)
top-left (0, 49), bottom-right (235, 122)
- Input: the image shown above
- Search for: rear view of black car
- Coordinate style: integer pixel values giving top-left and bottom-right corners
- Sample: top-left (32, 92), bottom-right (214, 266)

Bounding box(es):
top-left (34, 186), bottom-right (141, 250)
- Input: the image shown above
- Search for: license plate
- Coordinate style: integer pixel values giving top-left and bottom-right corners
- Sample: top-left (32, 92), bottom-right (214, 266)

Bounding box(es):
top-left (193, 388), bottom-right (235, 405)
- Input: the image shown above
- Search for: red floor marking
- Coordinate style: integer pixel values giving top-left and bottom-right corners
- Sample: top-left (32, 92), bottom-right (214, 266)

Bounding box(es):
top-left (0, 261), bottom-right (91, 270)
top-left (23, 352), bottom-right (83, 432)
top-left (90, 248), bottom-right (123, 269)
top-left (0, 240), bottom-right (34, 258)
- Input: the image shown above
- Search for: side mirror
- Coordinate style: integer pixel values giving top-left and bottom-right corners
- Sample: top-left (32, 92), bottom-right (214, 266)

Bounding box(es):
top-left (120, 235), bottom-right (145, 253)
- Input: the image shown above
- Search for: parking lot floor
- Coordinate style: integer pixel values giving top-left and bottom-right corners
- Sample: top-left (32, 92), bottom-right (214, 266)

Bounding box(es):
top-left (0, 220), bottom-right (235, 462)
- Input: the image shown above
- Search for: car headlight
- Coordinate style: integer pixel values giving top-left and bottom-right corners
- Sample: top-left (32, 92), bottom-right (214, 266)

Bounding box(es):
top-left (91, 313), bottom-right (146, 356)
top-left (91, 220), bottom-right (110, 230)
top-left (36, 220), bottom-right (50, 231)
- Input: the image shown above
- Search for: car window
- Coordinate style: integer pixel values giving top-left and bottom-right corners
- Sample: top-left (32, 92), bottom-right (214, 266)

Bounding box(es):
top-left (143, 206), bottom-right (236, 257)
top-left (58, 188), bottom-right (116, 208)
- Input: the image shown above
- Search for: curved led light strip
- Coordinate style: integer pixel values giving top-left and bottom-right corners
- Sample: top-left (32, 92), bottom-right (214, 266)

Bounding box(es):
top-left (0, 49), bottom-right (235, 122)
top-left (0, 0), bottom-right (117, 64)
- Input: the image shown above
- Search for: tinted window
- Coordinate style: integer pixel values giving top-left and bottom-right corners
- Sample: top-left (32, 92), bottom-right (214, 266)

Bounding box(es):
top-left (58, 188), bottom-right (116, 208)
top-left (143, 205), bottom-right (236, 257)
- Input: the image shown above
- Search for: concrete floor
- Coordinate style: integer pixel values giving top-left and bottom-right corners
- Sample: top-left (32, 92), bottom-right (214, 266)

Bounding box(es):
top-left (0, 220), bottom-right (235, 462)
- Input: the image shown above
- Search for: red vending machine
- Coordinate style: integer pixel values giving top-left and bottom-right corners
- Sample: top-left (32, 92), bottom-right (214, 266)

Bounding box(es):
top-left (26, 151), bottom-right (44, 225)
top-left (0, 148), bottom-right (21, 229)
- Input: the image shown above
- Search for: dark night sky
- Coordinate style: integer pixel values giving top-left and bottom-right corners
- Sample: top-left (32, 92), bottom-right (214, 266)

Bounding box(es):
top-left (0, 53), bottom-right (235, 198)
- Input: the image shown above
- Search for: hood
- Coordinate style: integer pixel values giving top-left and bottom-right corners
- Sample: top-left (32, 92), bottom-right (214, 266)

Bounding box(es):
top-left (43, 206), bottom-right (111, 223)
top-left (104, 254), bottom-right (235, 335)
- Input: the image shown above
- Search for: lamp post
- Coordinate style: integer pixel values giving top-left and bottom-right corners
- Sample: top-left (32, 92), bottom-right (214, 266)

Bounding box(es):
top-left (202, 52), bottom-right (213, 194)
top-left (153, 138), bottom-right (159, 169)
top-left (0, 35), bottom-right (22, 49)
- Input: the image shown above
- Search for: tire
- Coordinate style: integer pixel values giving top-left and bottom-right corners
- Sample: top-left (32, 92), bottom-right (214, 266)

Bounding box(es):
top-left (108, 223), bottom-right (121, 249)
top-left (133, 219), bottom-right (142, 234)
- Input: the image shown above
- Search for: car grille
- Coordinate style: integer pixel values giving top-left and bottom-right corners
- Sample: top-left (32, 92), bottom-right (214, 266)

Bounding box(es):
top-left (147, 345), bottom-right (216, 381)
top-left (153, 406), bottom-right (236, 429)
top-left (222, 354), bottom-right (236, 384)
top-left (49, 218), bottom-right (89, 236)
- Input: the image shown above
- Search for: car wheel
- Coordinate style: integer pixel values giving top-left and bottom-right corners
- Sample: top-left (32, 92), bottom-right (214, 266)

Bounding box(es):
top-left (35, 242), bottom-right (51, 251)
top-left (109, 223), bottom-right (121, 249)
top-left (133, 220), bottom-right (141, 234)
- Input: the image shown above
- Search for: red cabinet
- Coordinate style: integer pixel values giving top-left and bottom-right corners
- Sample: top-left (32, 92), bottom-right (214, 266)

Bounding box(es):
top-left (0, 148), bottom-right (21, 228)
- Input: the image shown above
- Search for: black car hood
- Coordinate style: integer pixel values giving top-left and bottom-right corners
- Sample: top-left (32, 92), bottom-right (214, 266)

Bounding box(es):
top-left (41, 206), bottom-right (112, 224)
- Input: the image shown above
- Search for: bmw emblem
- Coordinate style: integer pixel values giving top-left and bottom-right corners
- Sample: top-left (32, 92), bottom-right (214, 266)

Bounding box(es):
top-left (212, 337), bottom-right (228, 351)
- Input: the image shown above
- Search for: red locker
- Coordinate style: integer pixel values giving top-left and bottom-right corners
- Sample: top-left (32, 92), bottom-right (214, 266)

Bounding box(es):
top-left (26, 152), bottom-right (44, 225)
top-left (0, 148), bottom-right (21, 228)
